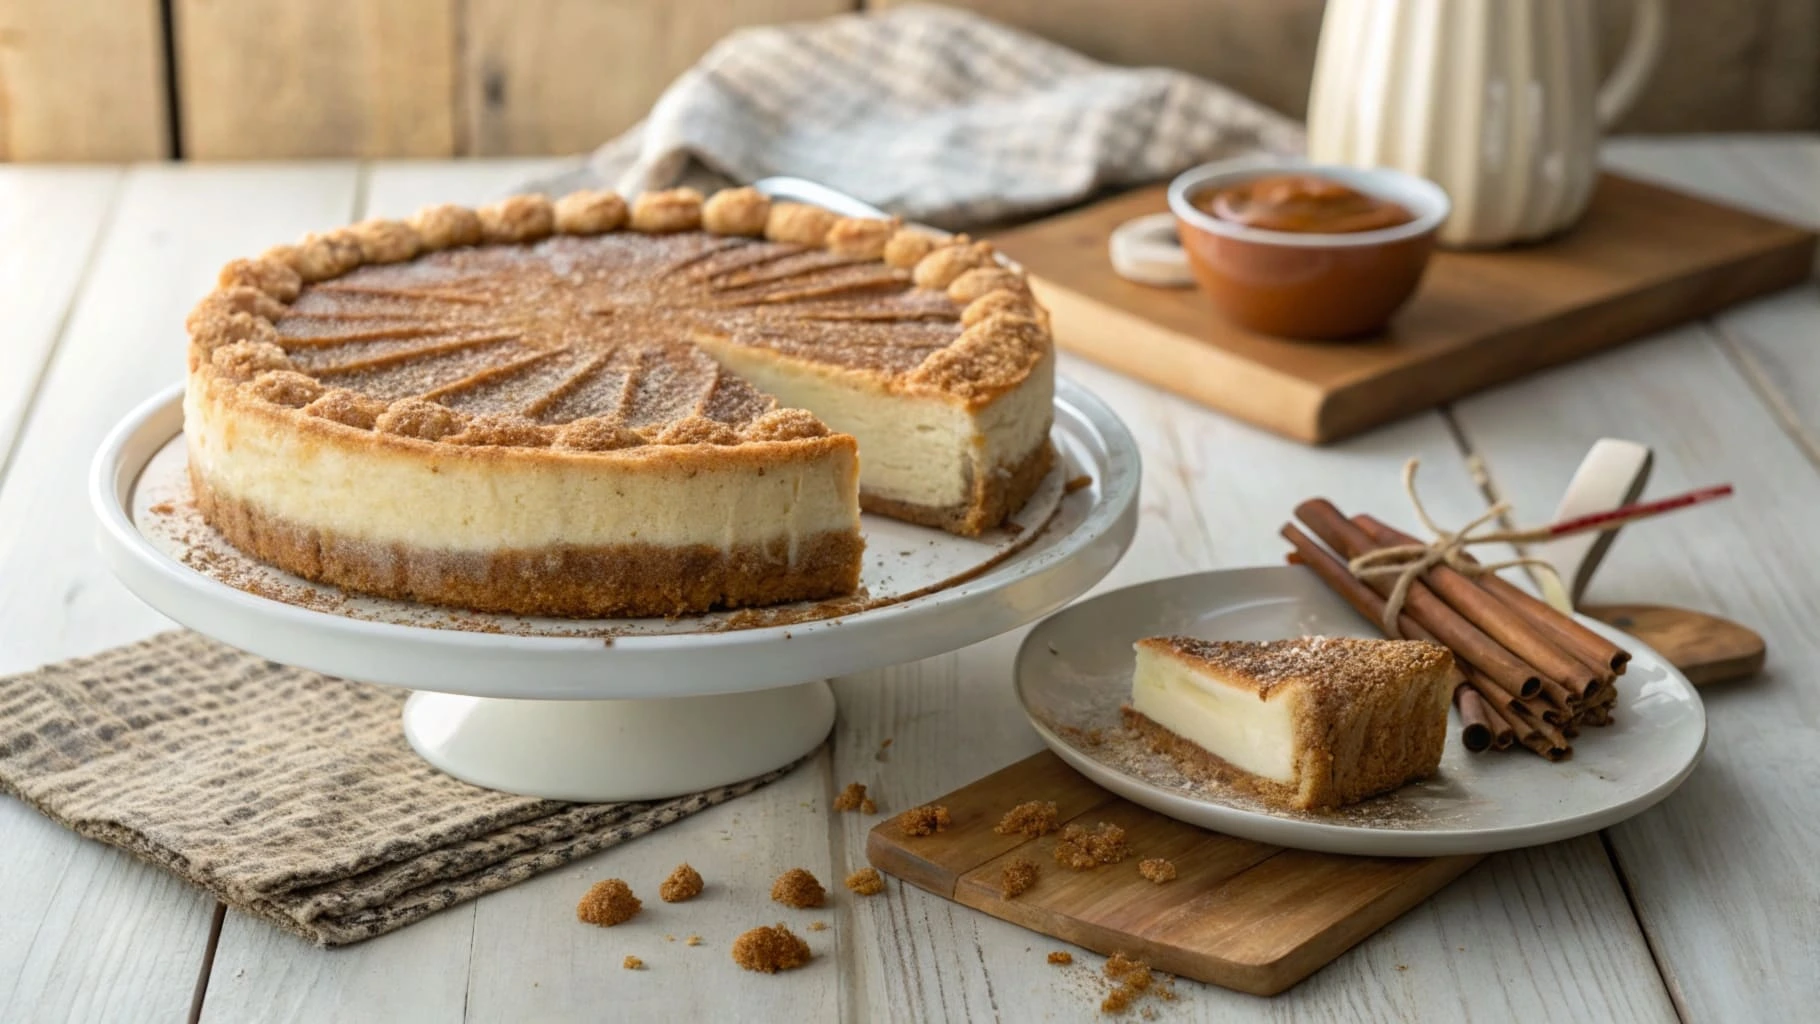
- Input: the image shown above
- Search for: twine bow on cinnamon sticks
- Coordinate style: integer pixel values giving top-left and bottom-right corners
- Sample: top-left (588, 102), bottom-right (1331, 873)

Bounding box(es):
top-left (1282, 460), bottom-right (1733, 761)
top-left (1346, 459), bottom-right (1568, 637)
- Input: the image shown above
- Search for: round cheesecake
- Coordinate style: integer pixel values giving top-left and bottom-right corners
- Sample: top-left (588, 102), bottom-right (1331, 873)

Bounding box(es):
top-left (183, 187), bottom-right (1055, 617)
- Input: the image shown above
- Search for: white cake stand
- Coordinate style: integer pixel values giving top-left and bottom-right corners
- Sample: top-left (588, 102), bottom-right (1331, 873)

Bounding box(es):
top-left (90, 379), bottom-right (1139, 801)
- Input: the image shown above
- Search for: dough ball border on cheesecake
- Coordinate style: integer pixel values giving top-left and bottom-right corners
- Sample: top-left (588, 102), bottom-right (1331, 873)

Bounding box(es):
top-left (183, 186), bottom-right (1057, 618)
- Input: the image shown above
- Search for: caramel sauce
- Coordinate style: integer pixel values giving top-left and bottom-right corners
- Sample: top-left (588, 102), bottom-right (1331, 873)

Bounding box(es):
top-left (1194, 174), bottom-right (1415, 234)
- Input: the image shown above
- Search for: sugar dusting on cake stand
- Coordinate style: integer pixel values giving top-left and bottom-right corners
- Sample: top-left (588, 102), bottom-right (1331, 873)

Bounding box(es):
top-left (92, 380), bottom-right (1138, 801)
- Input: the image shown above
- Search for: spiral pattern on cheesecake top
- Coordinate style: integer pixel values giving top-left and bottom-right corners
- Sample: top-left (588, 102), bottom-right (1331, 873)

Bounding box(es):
top-left (187, 187), bottom-right (1049, 451)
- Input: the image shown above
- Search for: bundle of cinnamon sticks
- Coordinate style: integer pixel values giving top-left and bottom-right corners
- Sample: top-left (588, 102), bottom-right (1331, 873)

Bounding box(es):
top-left (1283, 500), bottom-right (1629, 761)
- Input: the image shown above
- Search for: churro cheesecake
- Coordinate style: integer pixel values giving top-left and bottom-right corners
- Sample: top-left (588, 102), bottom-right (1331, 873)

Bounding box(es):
top-left (183, 187), bottom-right (1054, 617)
top-left (1125, 636), bottom-right (1454, 811)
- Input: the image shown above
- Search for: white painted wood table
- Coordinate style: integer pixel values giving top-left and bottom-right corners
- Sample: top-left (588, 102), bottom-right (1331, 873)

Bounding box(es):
top-left (2, 137), bottom-right (1816, 1023)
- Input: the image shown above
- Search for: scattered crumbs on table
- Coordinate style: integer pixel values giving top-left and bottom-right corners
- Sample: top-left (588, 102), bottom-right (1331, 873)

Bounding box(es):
top-left (622, 955), bottom-right (644, 970)
top-left (897, 804), bottom-right (951, 836)
top-left (1001, 856), bottom-right (1039, 898)
top-left (994, 800), bottom-right (1060, 837)
top-left (732, 924), bottom-right (812, 973)
top-left (1100, 953), bottom-right (1175, 1016)
top-left (687, 935), bottom-right (703, 947)
top-left (1138, 858), bottom-right (1176, 884)
top-left (1048, 951), bottom-right (1074, 966)
top-left (1055, 822), bottom-right (1129, 869)
top-left (833, 781), bottom-right (869, 812)
top-left (771, 867), bottom-right (827, 908)
top-left (576, 879), bottom-right (641, 926)
top-left (845, 867), bottom-right (885, 896)
top-left (807, 920), bottom-right (829, 932)
top-left (659, 863), bottom-right (704, 903)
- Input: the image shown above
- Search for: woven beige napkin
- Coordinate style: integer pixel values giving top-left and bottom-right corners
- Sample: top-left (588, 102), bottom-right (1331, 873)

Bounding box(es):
top-left (531, 3), bottom-right (1304, 230)
top-left (0, 631), bottom-right (800, 946)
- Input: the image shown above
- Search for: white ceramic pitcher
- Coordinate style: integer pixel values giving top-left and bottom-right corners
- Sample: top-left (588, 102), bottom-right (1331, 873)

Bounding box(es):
top-left (1307, 0), bottom-right (1666, 248)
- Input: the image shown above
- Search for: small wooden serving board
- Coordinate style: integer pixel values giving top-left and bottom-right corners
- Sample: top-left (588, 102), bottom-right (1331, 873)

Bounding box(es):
top-left (992, 174), bottom-right (1817, 444)
top-left (867, 751), bottom-right (1481, 996)
top-left (866, 604), bottom-right (1762, 996)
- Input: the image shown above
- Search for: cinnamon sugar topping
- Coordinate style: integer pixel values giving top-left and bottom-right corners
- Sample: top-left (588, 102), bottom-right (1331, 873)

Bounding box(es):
top-left (193, 187), bottom-right (1050, 459)
top-left (1141, 635), bottom-right (1452, 700)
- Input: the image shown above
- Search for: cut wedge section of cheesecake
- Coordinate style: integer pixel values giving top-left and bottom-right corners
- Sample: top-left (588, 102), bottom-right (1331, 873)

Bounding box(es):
top-left (1125, 635), bottom-right (1454, 811)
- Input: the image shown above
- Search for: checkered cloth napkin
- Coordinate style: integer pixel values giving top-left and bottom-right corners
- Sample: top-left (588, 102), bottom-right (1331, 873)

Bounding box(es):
top-left (533, 3), bottom-right (1304, 230)
top-left (0, 632), bottom-right (798, 946)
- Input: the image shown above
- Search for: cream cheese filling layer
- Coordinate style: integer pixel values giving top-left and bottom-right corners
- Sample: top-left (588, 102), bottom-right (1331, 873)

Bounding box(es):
top-left (1131, 645), bottom-right (1303, 783)
top-left (694, 341), bottom-right (1055, 509)
top-left (185, 388), bottom-right (860, 554)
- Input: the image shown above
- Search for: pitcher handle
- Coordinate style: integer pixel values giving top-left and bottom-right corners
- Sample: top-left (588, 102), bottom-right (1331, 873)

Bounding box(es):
top-left (1597, 0), bottom-right (1667, 128)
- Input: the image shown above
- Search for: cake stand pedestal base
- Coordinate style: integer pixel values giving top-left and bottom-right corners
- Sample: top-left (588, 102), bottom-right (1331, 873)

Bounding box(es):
top-left (401, 681), bottom-right (836, 801)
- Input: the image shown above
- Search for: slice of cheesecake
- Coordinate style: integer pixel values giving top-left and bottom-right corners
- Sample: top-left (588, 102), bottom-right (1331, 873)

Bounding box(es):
top-left (1124, 636), bottom-right (1454, 811)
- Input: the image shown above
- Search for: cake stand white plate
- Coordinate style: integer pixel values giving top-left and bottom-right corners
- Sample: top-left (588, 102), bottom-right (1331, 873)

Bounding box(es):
top-left (1016, 567), bottom-right (1707, 857)
top-left (93, 379), bottom-right (1138, 801)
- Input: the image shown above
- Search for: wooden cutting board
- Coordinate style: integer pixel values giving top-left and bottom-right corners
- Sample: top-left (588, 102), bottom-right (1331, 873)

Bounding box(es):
top-left (991, 174), bottom-right (1816, 444)
top-left (867, 604), bottom-right (1763, 996)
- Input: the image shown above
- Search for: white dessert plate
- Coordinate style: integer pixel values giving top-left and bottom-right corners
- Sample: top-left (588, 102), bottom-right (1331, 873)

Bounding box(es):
top-left (1015, 566), bottom-right (1707, 856)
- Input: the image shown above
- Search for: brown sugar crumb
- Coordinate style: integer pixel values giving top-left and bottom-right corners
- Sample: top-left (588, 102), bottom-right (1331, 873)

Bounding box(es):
top-left (833, 782), bottom-right (869, 812)
top-left (844, 867), bottom-right (885, 896)
top-left (686, 935), bottom-right (702, 947)
top-left (1138, 858), bottom-right (1177, 884)
top-left (898, 804), bottom-right (952, 837)
top-left (994, 800), bottom-right (1060, 838)
top-left (622, 955), bottom-right (644, 970)
top-left (806, 920), bottom-right (828, 932)
top-left (1065, 474), bottom-right (1094, 495)
top-left (1055, 823), bottom-right (1129, 870)
top-left (149, 501), bottom-right (176, 515)
top-left (1001, 856), bottom-right (1040, 898)
top-left (659, 863), bottom-right (704, 903)
top-left (576, 879), bottom-right (641, 926)
top-left (1101, 954), bottom-right (1157, 1015)
top-left (860, 797), bottom-right (878, 814)
top-left (770, 868), bottom-right (827, 909)
top-left (732, 923), bottom-right (813, 973)
top-left (1048, 951), bottom-right (1074, 965)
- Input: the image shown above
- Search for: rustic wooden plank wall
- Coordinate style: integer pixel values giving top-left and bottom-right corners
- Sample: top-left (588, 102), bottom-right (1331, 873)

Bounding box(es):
top-left (2, 0), bottom-right (1817, 162)
top-left (173, 0), bottom-right (458, 159)
top-left (0, 0), bottom-right (169, 160)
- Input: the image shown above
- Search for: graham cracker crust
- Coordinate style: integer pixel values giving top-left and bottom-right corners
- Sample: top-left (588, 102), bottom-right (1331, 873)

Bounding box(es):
top-left (192, 466), bottom-right (864, 618)
top-left (859, 438), bottom-right (1054, 536)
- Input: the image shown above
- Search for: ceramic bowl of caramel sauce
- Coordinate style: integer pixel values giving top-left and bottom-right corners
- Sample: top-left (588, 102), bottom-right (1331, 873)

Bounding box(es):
top-left (1167, 160), bottom-right (1450, 340)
